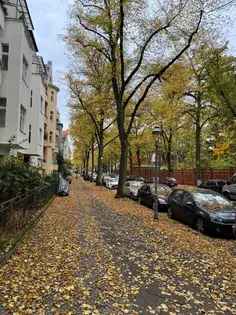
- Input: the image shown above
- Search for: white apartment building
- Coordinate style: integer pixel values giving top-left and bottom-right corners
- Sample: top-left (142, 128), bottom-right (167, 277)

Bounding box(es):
top-left (24, 55), bottom-right (47, 167)
top-left (0, 0), bottom-right (38, 158)
top-left (0, 0), bottom-right (64, 172)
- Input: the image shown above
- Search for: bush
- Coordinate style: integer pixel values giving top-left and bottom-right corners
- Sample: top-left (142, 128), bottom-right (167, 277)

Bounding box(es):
top-left (0, 157), bottom-right (50, 202)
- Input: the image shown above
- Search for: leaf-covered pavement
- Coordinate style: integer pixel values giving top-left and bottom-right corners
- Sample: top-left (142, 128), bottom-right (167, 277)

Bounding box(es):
top-left (0, 179), bottom-right (235, 314)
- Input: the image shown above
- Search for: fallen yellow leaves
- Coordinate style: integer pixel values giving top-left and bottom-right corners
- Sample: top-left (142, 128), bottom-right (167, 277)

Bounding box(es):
top-left (0, 178), bottom-right (235, 314)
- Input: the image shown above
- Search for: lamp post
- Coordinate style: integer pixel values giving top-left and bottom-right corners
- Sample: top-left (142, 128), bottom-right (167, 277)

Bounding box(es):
top-left (152, 126), bottom-right (161, 220)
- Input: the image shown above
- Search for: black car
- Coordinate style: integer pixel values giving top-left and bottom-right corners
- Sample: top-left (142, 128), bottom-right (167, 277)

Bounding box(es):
top-left (168, 187), bottom-right (236, 237)
top-left (198, 179), bottom-right (226, 194)
top-left (137, 184), bottom-right (171, 211)
top-left (160, 177), bottom-right (177, 188)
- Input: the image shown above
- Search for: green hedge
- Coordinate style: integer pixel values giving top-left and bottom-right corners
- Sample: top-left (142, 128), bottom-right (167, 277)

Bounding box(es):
top-left (0, 157), bottom-right (58, 203)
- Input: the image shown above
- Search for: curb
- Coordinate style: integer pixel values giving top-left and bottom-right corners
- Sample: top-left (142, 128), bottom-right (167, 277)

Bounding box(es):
top-left (0, 196), bottom-right (55, 267)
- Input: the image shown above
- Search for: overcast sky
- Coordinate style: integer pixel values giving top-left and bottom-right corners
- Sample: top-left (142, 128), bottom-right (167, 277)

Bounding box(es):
top-left (27, 1), bottom-right (236, 130)
top-left (27, 0), bottom-right (72, 129)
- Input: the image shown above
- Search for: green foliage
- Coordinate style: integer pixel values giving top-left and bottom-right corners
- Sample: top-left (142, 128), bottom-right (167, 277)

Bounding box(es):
top-left (0, 157), bottom-right (58, 203)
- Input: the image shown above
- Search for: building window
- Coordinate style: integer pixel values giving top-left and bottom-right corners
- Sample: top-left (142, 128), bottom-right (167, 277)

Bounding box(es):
top-left (30, 90), bottom-right (33, 108)
top-left (20, 105), bottom-right (26, 132)
top-left (49, 131), bottom-right (53, 143)
top-left (22, 56), bottom-right (28, 82)
top-left (2, 44), bottom-right (9, 71)
top-left (28, 124), bottom-right (32, 143)
top-left (39, 128), bottom-right (42, 145)
top-left (0, 98), bottom-right (7, 127)
top-left (45, 101), bottom-right (48, 117)
top-left (40, 96), bottom-right (43, 114)
top-left (51, 91), bottom-right (54, 102)
top-left (50, 111), bottom-right (53, 120)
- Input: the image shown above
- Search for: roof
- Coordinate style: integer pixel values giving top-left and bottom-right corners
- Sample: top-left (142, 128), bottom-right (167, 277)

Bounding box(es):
top-left (29, 30), bottom-right (38, 52)
top-left (18, 0), bottom-right (34, 30)
top-left (173, 186), bottom-right (219, 194)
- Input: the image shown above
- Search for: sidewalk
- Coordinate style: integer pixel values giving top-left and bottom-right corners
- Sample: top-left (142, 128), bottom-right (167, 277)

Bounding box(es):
top-left (0, 179), bottom-right (235, 314)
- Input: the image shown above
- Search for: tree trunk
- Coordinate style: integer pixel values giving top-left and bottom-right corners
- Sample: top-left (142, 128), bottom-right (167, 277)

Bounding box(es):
top-left (96, 143), bottom-right (104, 186)
top-left (167, 134), bottom-right (173, 173)
top-left (195, 118), bottom-right (201, 183)
top-left (136, 146), bottom-right (141, 175)
top-left (85, 150), bottom-right (90, 177)
top-left (129, 148), bottom-right (133, 175)
top-left (91, 140), bottom-right (95, 181)
top-left (116, 137), bottom-right (128, 197)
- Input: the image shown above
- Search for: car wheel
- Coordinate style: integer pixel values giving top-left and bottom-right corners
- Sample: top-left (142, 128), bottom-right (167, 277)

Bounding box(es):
top-left (195, 217), bottom-right (205, 234)
top-left (167, 207), bottom-right (174, 219)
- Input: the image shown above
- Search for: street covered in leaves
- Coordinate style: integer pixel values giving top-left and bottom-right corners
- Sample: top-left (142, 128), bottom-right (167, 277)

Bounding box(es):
top-left (0, 179), bottom-right (235, 314)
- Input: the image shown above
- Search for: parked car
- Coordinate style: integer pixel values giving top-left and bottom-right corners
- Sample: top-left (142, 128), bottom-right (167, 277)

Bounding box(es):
top-left (124, 180), bottom-right (145, 200)
top-left (83, 171), bottom-right (91, 181)
top-left (137, 183), bottom-right (172, 211)
top-left (102, 174), bottom-right (111, 186)
top-left (160, 177), bottom-right (177, 188)
top-left (126, 175), bottom-right (145, 182)
top-left (58, 174), bottom-right (70, 196)
top-left (168, 187), bottom-right (236, 236)
top-left (222, 173), bottom-right (236, 200)
top-left (105, 175), bottom-right (119, 190)
top-left (198, 179), bottom-right (226, 194)
top-left (92, 173), bottom-right (97, 182)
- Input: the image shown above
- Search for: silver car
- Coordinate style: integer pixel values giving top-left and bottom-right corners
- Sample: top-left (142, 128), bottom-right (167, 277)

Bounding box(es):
top-left (124, 180), bottom-right (145, 200)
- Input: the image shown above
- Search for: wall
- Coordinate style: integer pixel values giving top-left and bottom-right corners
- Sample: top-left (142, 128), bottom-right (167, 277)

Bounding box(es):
top-left (129, 167), bottom-right (236, 185)
top-left (0, 18), bottom-right (34, 153)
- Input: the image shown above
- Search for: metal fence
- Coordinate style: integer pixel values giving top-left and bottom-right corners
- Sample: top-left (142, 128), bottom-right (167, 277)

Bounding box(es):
top-left (0, 183), bottom-right (57, 233)
top-left (129, 167), bottom-right (236, 185)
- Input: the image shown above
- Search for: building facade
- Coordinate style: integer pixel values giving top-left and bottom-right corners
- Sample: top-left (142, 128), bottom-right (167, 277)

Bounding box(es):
top-left (43, 61), bottom-right (60, 174)
top-left (0, 0), bottom-right (63, 174)
top-left (0, 0), bottom-right (38, 157)
top-left (24, 55), bottom-right (47, 167)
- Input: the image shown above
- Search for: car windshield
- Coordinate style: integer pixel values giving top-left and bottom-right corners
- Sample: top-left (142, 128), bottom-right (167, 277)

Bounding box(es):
top-left (193, 192), bottom-right (232, 211)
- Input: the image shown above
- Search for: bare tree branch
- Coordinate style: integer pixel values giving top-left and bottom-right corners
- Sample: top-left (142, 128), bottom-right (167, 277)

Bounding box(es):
top-left (126, 10), bottom-right (204, 136)
top-left (124, 4), bottom-right (188, 89)
top-left (104, 134), bottom-right (119, 148)
top-left (77, 14), bottom-right (110, 43)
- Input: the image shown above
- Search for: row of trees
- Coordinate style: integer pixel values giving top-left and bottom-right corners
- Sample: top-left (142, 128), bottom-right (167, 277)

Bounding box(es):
top-left (66, 0), bottom-right (236, 197)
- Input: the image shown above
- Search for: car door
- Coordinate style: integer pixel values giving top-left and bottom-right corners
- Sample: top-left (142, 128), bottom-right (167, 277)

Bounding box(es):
top-left (140, 185), bottom-right (152, 207)
top-left (124, 182), bottom-right (130, 196)
top-left (169, 190), bottom-right (184, 219)
top-left (181, 193), bottom-right (196, 225)
top-left (146, 185), bottom-right (154, 208)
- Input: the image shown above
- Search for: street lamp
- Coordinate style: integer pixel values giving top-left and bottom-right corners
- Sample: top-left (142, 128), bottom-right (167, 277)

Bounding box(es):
top-left (152, 126), bottom-right (162, 220)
